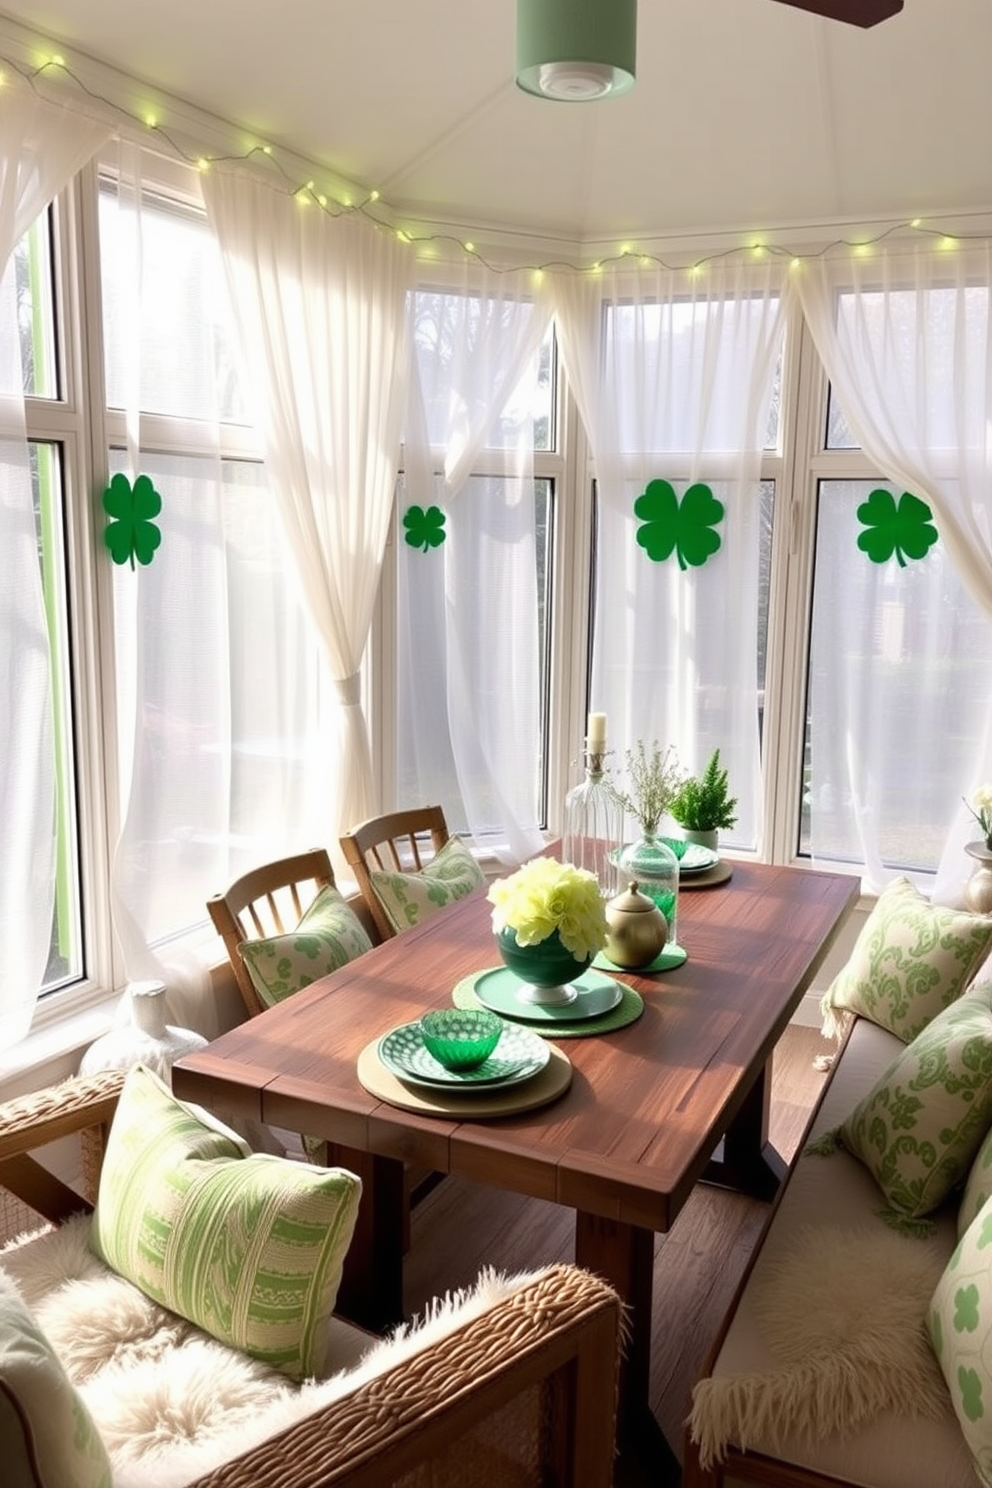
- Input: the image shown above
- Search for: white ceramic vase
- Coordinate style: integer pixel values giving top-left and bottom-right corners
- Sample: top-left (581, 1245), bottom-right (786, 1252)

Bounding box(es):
top-left (79, 980), bottom-right (207, 1085)
top-left (964, 842), bottom-right (992, 916)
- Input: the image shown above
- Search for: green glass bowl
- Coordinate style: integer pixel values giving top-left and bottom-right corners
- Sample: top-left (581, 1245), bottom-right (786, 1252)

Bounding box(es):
top-left (419, 1008), bottom-right (504, 1071)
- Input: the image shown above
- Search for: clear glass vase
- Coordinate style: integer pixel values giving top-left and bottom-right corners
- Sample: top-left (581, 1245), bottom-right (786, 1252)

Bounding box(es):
top-left (617, 831), bottom-right (679, 946)
top-left (562, 744), bottom-right (623, 901)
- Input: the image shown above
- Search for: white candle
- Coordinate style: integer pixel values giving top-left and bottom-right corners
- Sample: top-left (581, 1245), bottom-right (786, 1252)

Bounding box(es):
top-left (587, 712), bottom-right (607, 749)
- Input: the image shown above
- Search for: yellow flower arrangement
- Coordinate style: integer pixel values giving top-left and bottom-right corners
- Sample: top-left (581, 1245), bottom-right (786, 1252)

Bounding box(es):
top-left (966, 784), bottom-right (992, 848)
top-left (487, 856), bottom-right (607, 962)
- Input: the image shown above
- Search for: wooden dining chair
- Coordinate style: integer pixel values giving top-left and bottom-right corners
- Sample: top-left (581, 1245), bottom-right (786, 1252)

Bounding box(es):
top-left (207, 847), bottom-right (378, 1019)
top-left (340, 805), bottom-right (452, 941)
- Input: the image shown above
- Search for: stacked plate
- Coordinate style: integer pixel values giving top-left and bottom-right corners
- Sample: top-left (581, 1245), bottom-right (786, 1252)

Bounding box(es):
top-left (377, 1019), bottom-right (550, 1093)
top-left (659, 837), bottom-right (718, 876)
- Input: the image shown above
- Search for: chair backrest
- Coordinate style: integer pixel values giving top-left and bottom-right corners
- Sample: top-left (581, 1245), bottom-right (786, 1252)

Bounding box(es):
top-left (340, 806), bottom-right (450, 941)
top-left (208, 848), bottom-right (344, 1018)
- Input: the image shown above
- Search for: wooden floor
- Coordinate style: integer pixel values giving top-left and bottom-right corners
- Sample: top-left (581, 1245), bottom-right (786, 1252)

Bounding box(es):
top-left (403, 1021), bottom-right (835, 1484)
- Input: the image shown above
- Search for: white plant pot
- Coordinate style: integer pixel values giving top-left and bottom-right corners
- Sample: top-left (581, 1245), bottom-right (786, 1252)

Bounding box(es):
top-left (680, 827), bottom-right (719, 854)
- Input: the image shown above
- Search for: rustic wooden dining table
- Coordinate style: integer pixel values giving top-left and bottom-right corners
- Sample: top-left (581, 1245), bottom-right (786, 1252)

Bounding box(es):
top-left (172, 857), bottom-right (857, 1480)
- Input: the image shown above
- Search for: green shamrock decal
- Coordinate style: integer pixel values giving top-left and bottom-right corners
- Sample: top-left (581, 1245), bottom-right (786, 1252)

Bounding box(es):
top-left (954, 1283), bottom-right (981, 1334)
top-left (856, 488), bottom-right (938, 567)
top-left (959, 1365), bottom-right (985, 1422)
top-left (403, 504), bottom-right (446, 552)
top-left (102, 473), bottom-right (162, 569)
top-left (634, 479), bottom-right (724, 570)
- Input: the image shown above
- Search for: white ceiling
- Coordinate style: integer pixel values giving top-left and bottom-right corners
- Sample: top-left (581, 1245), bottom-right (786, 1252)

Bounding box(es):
top-left (2, 0), bottom-right (991, 248)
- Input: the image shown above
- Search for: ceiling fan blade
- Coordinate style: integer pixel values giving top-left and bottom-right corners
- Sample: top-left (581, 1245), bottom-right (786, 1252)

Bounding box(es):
top-left (768, 0), bottom-right (903, 24)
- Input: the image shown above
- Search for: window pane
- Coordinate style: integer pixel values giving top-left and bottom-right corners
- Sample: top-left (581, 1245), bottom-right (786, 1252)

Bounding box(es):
top-left (396, 473), bottom-right (552, 836)
top-left (33, 441), bottom-right (82, 990)
top-left (410, 290), bottom-right (553, 452)
top-left (825, 386), bottom-right (858, 449)
top-left (15, 211), bottom-right (58, 399)
top-left (99, 184), bottom-right (247, 423)
top-left (591, 477), bottom-right (770, 852)
top-left (801, 479), bottom-right (992, 873)
top-left (111, 451), bottom-right (332, 944)
top-left (605, 295), bottom-right (781, 453)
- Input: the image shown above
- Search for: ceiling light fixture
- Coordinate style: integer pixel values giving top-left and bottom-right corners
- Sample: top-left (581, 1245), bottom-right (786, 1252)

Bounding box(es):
top-left (516, 0), bottom-right (636, 102)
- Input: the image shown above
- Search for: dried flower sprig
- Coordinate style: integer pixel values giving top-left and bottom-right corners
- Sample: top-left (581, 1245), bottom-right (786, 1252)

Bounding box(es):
top-left (605, 740), bottom-right (685, 837)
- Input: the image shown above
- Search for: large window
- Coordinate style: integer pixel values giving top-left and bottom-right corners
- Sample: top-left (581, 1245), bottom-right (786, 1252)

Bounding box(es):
top-left (13, 156), bottom-right (335, 1030)
top-left (394, 286), bottom-right (555, 854)
top-left (11, 132), bottom-right (992, 1052)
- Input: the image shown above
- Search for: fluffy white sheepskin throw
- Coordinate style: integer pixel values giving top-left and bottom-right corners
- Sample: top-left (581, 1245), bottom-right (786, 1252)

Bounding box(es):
top-left (1, 1216), bottom-right (546, 1488)
top-left (688, 1224), bottom-right (949, 1469)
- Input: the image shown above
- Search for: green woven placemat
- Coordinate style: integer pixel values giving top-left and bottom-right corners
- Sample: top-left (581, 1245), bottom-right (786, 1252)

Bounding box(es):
top-left (452, 970), bottom-right (643, 1038)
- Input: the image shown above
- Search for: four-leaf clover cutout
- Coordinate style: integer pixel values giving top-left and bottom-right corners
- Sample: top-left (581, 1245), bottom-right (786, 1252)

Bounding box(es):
top-left (403, 504), bottom-right (446, 552)
top-left (102, 473), bottom-right (162, 569)
top-left (856, 488), bottom-right (938, 567)
top-left (634, 479), bottom-right (724, 570)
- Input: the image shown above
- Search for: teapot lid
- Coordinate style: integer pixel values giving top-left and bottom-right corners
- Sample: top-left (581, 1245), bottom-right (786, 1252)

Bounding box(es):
top-left (608, 881), bottom-right (660, 914)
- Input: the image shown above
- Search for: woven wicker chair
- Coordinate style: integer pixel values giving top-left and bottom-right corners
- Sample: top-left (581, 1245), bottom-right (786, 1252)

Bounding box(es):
top-left (0, 1070), bottom-right (622, 1488)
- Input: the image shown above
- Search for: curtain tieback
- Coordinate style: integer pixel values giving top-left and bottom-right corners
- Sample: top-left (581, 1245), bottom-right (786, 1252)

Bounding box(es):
top-left (334, 673), bottom-right (362, 707)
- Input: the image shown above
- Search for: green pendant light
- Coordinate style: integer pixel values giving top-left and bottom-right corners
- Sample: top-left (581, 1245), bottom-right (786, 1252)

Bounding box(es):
top-left (516, 0), bottom-right (637, 101)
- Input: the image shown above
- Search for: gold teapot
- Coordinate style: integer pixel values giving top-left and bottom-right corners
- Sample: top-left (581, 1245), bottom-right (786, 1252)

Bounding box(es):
top-left (603, 881), bottom-right (668, 969)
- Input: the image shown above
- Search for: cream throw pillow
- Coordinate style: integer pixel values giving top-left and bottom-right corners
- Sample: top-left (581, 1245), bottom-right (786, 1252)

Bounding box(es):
top-left (930, 1196), bottom-right (992, 1487)
top-left (369, 835), bottom-right (485, 934)
top-left (819, 876), bottom-right (992, 1043)
top-left (0, 1268), bottom-right (112, 1488)
top-left (239, 883), bottom-right (373, 1007)
top-left (816, 984), bottom-right (992, 1232)
top-left (959, 1119), bottom-right (992, 1239)
top-left (90, 1066), bottom-right (362, 1381)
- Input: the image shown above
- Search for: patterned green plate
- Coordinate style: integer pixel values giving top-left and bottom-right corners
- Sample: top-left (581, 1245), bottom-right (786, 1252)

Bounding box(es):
top-left (377, 1020), bottom-right (550, 1091)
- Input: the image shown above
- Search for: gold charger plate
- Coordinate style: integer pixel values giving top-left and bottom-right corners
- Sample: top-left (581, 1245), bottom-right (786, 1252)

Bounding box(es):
top-left (357, 1037), bottom-right (572, 1118)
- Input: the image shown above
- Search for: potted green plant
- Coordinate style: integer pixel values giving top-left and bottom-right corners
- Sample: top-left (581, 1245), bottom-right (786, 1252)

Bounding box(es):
top-left (670, 748), bottom-right (738, 853)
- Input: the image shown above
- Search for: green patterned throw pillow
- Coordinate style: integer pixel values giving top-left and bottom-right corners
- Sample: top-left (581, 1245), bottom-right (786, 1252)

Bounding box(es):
top-left (90, 1065), bottom-right (362, 1380)
top-left (369, 834), bottom-right (485, 934)
top-left (819, 876), bottom-right (992, 1043)
top-left (0, 1269), bottom-right (112, 1488)
top-left (930, 1197), bottom-right (992, 1485)
top-left (824, 984), bottom-right (992, 1231)
top-left (239, 883), bottom-right (373, 1008)
top-left (959, 1120), bottom-right (992, 1239)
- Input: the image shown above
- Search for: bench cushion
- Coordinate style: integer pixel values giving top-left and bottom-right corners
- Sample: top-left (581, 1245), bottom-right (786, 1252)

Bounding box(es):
top-left (692, 1018), bottom-right (975, 1488)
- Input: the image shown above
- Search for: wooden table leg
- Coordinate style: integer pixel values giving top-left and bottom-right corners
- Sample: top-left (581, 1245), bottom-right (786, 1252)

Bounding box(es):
top-left (702, 1056), bottom-right (787, 1201)
top-left (574, 1212), bottom-right (681, 1486)
top-left (330, 1145), bottom-right (405, 1332)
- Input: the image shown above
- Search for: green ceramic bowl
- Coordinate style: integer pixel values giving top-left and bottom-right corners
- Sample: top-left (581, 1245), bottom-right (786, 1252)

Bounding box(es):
top-left (419, 1008), bottom-right (504, 1071)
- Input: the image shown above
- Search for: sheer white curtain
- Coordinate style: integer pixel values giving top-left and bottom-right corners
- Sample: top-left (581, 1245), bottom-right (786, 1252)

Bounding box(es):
top-left (795, 243), bottom-right (992, 899)
top-left (203, 175), bottom-right (412, 864)
top-left (546, 258), bottom-right (788, 849)
top-left (105, 145), bottom-right (334, 1038)
top-left (401, 262), bottom-right (551, 862)
top-left (0, 89), bottom-right (107, 1045)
